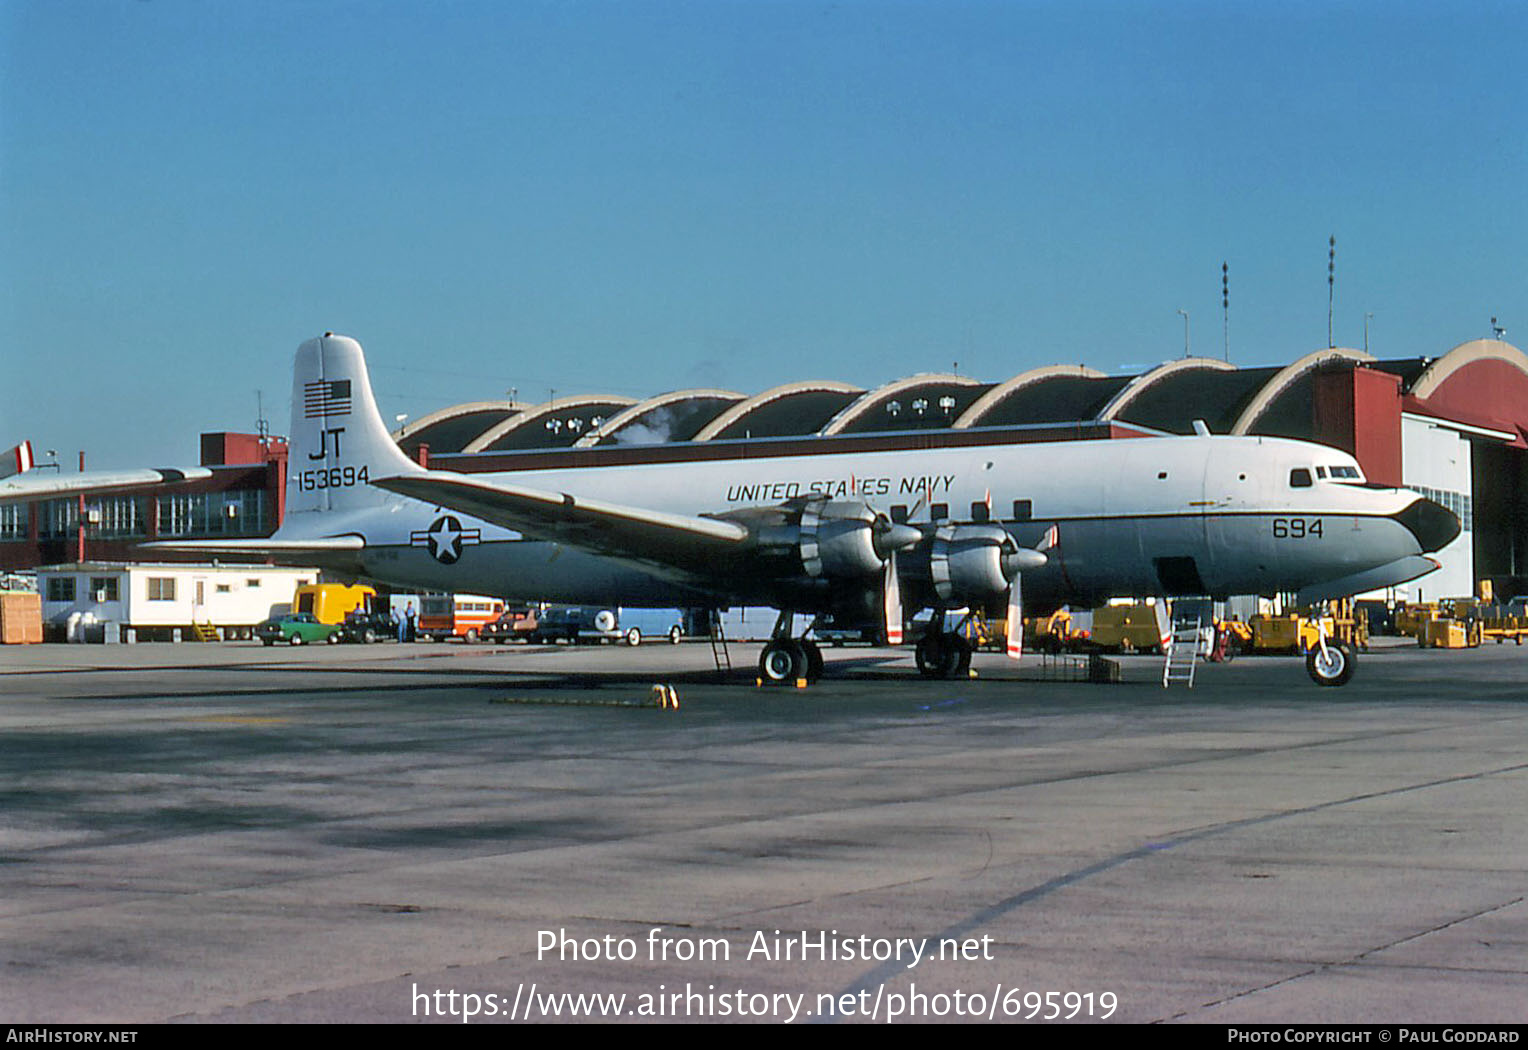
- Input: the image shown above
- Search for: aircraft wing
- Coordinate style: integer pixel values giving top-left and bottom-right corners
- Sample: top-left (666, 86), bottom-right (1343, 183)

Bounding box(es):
top-left (0, 466), bottom-right (214, 502)
top-left (371, 470), bottom-right (750, 574)
top-left (143, 536), bottom-right (366, 555)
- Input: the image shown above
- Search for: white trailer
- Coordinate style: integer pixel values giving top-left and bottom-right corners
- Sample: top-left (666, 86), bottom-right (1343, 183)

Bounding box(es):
top-left (36, 562), bottom-right (320, 641)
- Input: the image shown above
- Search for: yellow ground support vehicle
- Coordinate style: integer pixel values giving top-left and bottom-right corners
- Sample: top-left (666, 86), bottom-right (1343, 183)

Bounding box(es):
top-left (1090, 603), bottom-right (1165, 653)
top-left (291, 583), bottom-right (376, 626)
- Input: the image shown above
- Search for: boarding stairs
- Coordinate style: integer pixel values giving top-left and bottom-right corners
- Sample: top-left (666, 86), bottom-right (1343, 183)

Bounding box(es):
top-left (191, 621), bottom-right (220, 643)
top-left (1161, 598), bottom-right (1213, 688)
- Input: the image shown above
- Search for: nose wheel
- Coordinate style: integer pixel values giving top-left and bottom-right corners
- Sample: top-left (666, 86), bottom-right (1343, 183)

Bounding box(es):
top-left (1306, 639), bottom-right (1355, 687)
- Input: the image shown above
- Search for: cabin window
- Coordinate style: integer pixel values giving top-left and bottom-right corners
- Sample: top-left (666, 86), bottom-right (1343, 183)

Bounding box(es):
top-left (90, 577), bottom-right (120, 601)
top-left (970, 502), bottom-right (990, 523)
top-left (890, 504), bottom-right (909, 524)
top-left (147, 577), bottom-right (177, 601)
top-left (930, 503), bottom-right (949, 521)
top-left (1011, 499), bottom-right (1033, 522)
top-left (1289, 468), bottom-right (1313, 488)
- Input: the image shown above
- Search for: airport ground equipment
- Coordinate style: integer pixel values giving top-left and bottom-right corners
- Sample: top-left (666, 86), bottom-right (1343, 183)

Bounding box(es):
top-left (1162, 598), bottom-right (1213, 688)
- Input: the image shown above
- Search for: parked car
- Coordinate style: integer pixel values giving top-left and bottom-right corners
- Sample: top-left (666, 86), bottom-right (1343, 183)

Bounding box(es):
top-left (256, 613), bottom-right (341, 646)
top-left (337, 607), bottom-right (396, 643)
top-left (528, 606), bottom-right (683, 646)
top-left (481, 607), bottom-right (538, 643)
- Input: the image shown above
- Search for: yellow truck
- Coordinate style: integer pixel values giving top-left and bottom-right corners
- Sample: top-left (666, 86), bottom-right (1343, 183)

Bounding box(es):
top-left (291, 583), bottom-right (377, 625)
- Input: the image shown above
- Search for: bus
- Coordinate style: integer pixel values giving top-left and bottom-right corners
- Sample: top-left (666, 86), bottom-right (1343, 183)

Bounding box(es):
top-left (417, 593), bottom-right (505, 643)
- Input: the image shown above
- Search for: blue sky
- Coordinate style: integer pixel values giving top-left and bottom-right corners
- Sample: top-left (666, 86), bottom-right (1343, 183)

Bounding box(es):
top-left (2, 0), bottom-right (1523, 467)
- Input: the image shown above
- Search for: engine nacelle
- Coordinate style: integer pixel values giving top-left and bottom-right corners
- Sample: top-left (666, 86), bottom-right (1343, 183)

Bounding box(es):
top-left (728, 498), bottom-right (920, 582)
top-left (902, 524), bottom-right (1041, 606)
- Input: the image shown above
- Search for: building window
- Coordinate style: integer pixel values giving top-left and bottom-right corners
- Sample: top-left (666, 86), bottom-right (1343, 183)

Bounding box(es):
top-left (89, 577), bottom-right (120, 602)
top-left (0, 503), bottom-right (25, 541)
top-left (85, 497), bottom-right (148, 538)
top-left (46, 577), bottom-right (76, 602)
top-left (147, 577), bottom-right (176, 601)
top-left (38, 499), bottom-right (78, 540)
top-left (156, 489), bottom-right (267, 537)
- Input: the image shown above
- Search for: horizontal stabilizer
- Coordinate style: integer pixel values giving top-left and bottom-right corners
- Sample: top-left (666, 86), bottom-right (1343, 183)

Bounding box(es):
top-left (142, 536), bottom-right (366, 556)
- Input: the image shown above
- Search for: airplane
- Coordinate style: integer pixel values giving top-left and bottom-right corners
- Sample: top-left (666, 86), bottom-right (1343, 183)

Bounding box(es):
top-left (141, 333), bottom-right (1457, 687)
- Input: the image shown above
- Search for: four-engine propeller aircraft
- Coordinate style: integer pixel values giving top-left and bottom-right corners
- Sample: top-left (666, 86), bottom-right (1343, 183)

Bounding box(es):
top-left (152, 333), bottom-right (1459, 687)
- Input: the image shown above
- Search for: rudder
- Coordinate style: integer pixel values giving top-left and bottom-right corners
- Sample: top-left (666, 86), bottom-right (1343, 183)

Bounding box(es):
top-left (286, 333), bottom-right (419, 518)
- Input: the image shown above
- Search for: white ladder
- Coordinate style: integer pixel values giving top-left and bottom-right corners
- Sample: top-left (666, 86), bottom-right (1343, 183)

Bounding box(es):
top-left (1162, 598), bottom-right (1211, 688)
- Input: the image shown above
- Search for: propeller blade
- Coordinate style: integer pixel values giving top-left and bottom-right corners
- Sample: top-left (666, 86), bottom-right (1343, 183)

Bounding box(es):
top-left (1006, 574), bottom-right (1023, 660)
top-left (884, 551), bottom-right (903, 646)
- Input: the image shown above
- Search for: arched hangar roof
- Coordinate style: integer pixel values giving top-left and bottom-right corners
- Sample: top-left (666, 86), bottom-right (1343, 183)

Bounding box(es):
top-left (692, 380), bottom-right (864, 441)
top-left (393, 401), bottom-right (521, 456)
top-left (954, 365), bottom-right (1107, 428)
top-left (464, 396), bottom-right (638, 452)
top-left (573, 389), bottom-right (745, 448)
top-left (822, 374), bottom-right (986, 436)
top-left (1231, 348), bottom-right (1374, 436)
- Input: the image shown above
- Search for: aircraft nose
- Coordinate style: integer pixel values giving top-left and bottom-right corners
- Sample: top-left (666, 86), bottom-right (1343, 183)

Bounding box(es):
top-left (1393, 497), bottom-right (1461, 553)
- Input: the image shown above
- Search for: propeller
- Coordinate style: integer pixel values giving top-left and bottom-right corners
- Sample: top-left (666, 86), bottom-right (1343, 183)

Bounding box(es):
top-left (883, 550), bottom-right (903, 646)
top-left (1005, 572), bottom-right (1022, 659)
top-left (1005, 524), bottom-right (1056, 661)
top-left (871, 513), bottom-right (920, 648)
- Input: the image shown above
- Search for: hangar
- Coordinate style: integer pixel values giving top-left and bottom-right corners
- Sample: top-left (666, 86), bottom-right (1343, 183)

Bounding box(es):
top-left (2, 337), bottom-right (1524, 601)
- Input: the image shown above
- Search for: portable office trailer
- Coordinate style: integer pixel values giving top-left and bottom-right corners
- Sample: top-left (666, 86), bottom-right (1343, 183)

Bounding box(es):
top-left (36, 562), bottom-right (319, 641)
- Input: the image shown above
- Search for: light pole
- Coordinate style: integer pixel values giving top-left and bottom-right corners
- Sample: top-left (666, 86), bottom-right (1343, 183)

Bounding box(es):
top-left (1177, 309), bottom-right (1191, 358)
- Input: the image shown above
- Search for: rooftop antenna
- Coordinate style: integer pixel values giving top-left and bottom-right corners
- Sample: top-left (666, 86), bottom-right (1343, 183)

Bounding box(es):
top-left (1177, 309), bottom-right (1191, 358)
top-left (1221, 261), bottom-right (1230, 362)
top-left (255, 391), bottom-right (270, 447)
top-left (1327, 235), bottom-right (1336, 348)
top-left (1491, 316), bottom-right (1507, 340)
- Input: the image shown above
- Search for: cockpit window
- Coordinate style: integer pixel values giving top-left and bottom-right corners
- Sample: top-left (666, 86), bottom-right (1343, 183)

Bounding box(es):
top-left (1329, 465), bottom-right (1361, 479)
top-left (1315, 466), bottom-right (1328, 478)
top-left (1290, 468), bottom-right (1313, 488)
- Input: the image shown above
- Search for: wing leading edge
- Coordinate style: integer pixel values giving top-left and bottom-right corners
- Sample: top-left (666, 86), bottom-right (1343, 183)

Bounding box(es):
top-left (371, 470), bottom-right (749, 576)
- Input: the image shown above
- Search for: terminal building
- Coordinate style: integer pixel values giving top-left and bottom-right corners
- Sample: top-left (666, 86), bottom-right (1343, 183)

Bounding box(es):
top-left (3, 337), bottom-right (1525, 602)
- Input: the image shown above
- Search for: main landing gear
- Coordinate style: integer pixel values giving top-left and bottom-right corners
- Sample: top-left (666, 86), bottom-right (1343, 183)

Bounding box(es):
top-left (757, 611), bottom-right (825, 686)
top-left (913, 609), bottom-right (974, 679)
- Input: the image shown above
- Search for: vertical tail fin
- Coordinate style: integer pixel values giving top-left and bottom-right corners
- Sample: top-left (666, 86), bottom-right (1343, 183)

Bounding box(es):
top-left (286, 333), bottom-right (420, 519)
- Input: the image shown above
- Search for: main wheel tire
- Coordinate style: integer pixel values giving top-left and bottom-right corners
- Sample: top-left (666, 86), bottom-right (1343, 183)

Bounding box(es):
top-left (802, 639), bottom-right (824, 683)
top-left (625, 627), bottom-right (642, 646)
top-left (916, 634), bottom-right (968, 679)
top-left (759, 640), bottom-right (806, 683)
top-left (1306, 640), bottom-right (1355, 687)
